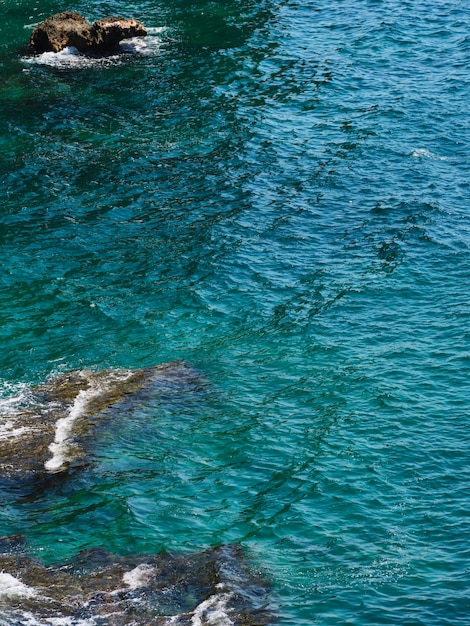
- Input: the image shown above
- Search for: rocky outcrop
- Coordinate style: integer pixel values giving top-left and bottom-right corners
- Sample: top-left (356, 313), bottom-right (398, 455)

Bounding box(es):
top-left (29, 12), bottom-right (147, 53)
top-left (0, 538), bottom-right (273, 624)
top-left (0, 361), bottom-right (202, 486)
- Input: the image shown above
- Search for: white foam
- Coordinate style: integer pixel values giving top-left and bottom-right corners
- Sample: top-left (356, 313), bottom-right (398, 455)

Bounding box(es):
top-left (0, 572), bottom-right (37, 599)
top-left (44, 386), bottom-right (98, 473)
top-left (0, 394), bottom-right (24, 410)
top-left (44, 369), bottom-right (136, 472)
top-left (120, 32), bottom-right (164, 55)
top-left (190, 592), bottom-right (234, 626)
top-left (411, 148), bottom-right (448, 160)
top-left (22, 31), bottom-right (164, 69)
top-left (0, 420), bottom-right (32, 441)
top-left (9, 616), bottom-right (96, 626)
top-left (119, 39), bottom-right (146, 54)
top-left (43, 617), bottom-right (96, 626)
top-left (0, 385), bottom-right (36, 443)
top-left (122, 563), bottom-right (155, 590)
top-left (24, 46), bottom-right (87, 68)
top-left (145, 27), bottom-right (167, 36)
top-left (0, 382), bottom-right (31, 410)
top-left (25, 45), bottom-right (130, 68)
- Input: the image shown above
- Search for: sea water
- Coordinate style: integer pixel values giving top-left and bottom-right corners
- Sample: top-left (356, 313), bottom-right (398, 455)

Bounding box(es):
top-left (1, 0), bottom-right (470, 623)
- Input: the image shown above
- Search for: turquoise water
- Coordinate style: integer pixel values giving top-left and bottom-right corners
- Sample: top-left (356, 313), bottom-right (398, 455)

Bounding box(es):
top-left (1, 0), bottom-right (470, 623)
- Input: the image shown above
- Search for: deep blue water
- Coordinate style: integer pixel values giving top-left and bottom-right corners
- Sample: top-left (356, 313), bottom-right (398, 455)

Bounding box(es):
top-left (1, 0), bottom-right (470, 623)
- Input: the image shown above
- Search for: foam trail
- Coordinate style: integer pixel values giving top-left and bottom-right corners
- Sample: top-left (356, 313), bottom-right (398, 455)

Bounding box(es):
top-left (45, 386), bottom-right (99, 472)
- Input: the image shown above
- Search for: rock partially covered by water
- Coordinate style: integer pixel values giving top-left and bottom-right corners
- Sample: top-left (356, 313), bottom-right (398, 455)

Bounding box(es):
top-left (0, 539), bottom-right (273, 625)
top-left (29, 11), bottom-right (147, 54)
top-left (0, 361), bottom-right (203, 486)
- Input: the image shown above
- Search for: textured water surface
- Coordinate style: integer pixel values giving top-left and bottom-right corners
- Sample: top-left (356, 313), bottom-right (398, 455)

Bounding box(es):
top-left (1, 0), bottom-right (470, 623)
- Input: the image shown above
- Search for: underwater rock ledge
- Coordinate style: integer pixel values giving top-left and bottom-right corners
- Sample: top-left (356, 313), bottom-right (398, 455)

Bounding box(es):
top-left (0, 537), bottom-right (274, 625)
top-left (29, 11), bottom-right (147, 54)
top-left (0, 361), bottom-right (202, 486)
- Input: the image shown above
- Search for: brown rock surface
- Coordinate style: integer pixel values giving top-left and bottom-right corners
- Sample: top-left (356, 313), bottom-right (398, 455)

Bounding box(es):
top-left (0, 361), bottom-right (202, 485)
top-left (0, 540), bottom-right (273, 624)
top-left (29, 11), bottom-right (147, 53)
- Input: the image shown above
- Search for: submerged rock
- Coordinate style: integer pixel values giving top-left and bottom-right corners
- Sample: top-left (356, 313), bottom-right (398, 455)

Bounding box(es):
top-left (0, 540), bottom-right (273, 624)
top-left (29, 11), bottom-right (147, 54)
top-left (0, 361), bottom-right (202, 485)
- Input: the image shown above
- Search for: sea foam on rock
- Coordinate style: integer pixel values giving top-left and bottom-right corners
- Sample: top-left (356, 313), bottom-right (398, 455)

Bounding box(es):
top-left (0, 361), bottom-right (202, 486)
top-left (0, 540), bottom-right (273, 625)
top-left (29, 11), bottom-right (147, 54)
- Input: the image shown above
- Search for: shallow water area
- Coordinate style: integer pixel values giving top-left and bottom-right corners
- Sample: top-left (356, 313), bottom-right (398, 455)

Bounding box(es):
top-left (0, 539), bottom-right (271, 625)
top-left (1, 0), bottom-right (470, 624)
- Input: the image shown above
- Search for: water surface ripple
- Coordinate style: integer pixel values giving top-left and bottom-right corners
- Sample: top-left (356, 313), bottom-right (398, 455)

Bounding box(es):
top-left (1, 0), bottom-right (470, 623)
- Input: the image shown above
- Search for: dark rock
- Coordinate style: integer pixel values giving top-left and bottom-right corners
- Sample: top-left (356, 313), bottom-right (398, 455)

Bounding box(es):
top-left (0, 361), bottom-right (203, 485)
top-left (29, 11), bottom-right (147, 54)
top-left (0, 540), bottom-right (273, 624)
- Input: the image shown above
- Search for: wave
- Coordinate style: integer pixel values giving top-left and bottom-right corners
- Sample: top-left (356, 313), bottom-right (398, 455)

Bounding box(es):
top-left (21, 29), bottom-right (166, 69)
top-left (0, 572), bottom-right (37, 600)
top-left (411, 147), bottom-right (449, 160)
top-left (44, 379), bottom-right (128, 473)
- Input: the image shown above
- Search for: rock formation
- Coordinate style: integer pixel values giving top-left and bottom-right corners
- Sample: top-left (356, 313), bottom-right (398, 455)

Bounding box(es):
top-left (29, 11), bottom-right (147, 54)
top-left (0, 538), bottom-right (273, 624)
top-left (0, 361), bottom-right (202, 486)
